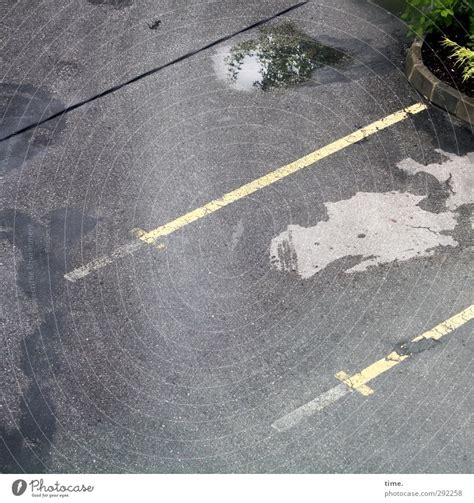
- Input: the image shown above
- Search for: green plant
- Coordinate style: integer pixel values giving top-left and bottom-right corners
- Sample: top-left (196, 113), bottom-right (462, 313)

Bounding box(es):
top-left (442, 36), bottom-right (474, 81)
top-left (402, 0), bottom-right (473, 37)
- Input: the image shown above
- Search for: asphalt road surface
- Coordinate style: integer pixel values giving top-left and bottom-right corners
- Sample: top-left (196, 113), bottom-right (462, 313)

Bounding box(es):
top-left (1, 0), bottom-right (473, 473)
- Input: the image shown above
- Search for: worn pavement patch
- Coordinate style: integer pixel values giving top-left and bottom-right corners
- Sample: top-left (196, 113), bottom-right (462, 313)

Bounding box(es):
top-left (271, 151), bottom-right (473, 278)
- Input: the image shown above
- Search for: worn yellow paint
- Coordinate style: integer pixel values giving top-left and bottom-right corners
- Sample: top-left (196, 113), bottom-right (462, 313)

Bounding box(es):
top-left (336, 304), bottom-right (474, 393)
top-left (131, 228), bottom-right (165, 250)
top-left (335, 370), bottom-right (374, 396)
top-left (137, 103), bottom-right (428, 245)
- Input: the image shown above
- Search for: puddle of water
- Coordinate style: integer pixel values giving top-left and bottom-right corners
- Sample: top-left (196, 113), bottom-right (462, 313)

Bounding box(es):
top-left (214, 22), bottom-right (349, 91)
top-left (369, 0), bottom-right (407, 17)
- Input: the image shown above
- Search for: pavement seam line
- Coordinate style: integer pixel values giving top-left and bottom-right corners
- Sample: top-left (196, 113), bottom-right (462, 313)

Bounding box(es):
top-left (0, 2), bottom-right (308, 143)
top-left (64, 102), bottom-right (427, 282)
top-left (271, 304), bottom-right (474, 432)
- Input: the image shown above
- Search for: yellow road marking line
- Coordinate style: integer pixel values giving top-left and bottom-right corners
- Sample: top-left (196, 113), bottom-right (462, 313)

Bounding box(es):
top-left (137, 103), bottom-right (427, 244)
top-left (272, 304), bottom-right (474, 432)
top-left (335, 370), bottom-right (374, 396)
top-left (64, 103), bottom-right (427, 282)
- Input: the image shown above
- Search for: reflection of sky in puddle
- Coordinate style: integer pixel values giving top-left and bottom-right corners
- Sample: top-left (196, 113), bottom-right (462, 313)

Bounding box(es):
top-left (213, 22), bottom-right (349, 92)
top-left (219, 50), bottom-right (264, 91)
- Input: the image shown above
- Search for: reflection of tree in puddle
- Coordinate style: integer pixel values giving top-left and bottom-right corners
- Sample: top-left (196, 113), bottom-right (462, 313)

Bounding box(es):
top-left (225, 23), bottom-right (348, 91)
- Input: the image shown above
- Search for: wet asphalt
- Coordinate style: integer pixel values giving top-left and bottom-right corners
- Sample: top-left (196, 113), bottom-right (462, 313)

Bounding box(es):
top-left (0, 0), bottom-right (473, 473)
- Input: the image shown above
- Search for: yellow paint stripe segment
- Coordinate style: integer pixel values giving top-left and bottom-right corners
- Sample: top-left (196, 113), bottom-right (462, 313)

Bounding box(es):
top-left (138, 103), bottom-right (427, 244)
top-left (336, 304), bottom-right (474, 395)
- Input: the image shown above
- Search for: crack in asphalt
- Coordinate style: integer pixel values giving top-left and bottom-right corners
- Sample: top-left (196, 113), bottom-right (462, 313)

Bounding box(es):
top-left (0, 1), bottom-right (307, 143)
top-left (405, 224), bottom-right (441, 236)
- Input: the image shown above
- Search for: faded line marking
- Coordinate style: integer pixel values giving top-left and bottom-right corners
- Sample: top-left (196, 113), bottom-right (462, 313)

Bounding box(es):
top-left (64, 103), bottom-right (427, 282)
top-left (272, 304), bottom-right (474, 431)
